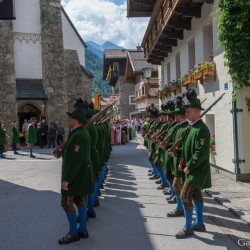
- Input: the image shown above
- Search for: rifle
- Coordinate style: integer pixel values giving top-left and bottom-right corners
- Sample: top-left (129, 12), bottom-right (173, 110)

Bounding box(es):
top-left (144, 122), bottom-right (158, 139)
top-left (155, 123), bottom-right (170, 142)
top-left (169, 93), bottom-right (225, 156)
top-left (53, 100), bottom-right (117, 158)
top-left (146, 122), bottom-right (163, 139)
top-left (160, 123), bottom-right (179, 150)
top-left (99, 110), bottom-right (118, 124)
top-left (150, 122), bottom-right (168, 142)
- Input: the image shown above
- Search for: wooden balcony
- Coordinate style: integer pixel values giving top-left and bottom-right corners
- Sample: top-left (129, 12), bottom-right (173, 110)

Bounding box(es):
top-left (127, 0), bottom-right (156, 18)
top-left (141, 0), bottom-right (214, 63)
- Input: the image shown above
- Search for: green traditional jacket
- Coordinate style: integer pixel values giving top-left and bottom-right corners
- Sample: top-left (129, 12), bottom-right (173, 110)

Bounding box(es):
top-left (96, 124), bottom-right (104, 170)
top-left (183, 119), bottom-right (211, 190)
top-left (87, 124), bottom-right (100, 174)
top-left (143, 121), bottom-right (155, 148)
top-left (103, 122), bottom-right (110, 162)
top-left (160, 123), bottom-right (176, 171)
top-left (61, 127), bottom-right (94, 196)
top-left (26, 124), bottom-right (37, 145)
top-left (12, 126), bottom-right (20, 144)
top-left (0, 128), bottom-right (6, 145)
top-left (171, 121), bottom-right (189, 177)
top-left (162, 122), bottom-right (177, 171)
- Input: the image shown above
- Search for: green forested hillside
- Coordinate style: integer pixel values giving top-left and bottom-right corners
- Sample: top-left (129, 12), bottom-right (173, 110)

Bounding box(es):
top-left (85, 41), bottom-right (124, 98)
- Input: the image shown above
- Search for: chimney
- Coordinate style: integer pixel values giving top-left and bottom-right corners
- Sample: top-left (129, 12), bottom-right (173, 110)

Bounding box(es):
top-left (136, 44), bottom-right (142, 51)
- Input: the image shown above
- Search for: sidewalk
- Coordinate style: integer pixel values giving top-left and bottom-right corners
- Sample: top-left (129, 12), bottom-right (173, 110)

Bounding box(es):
top-left (136, 133), bottom-right (250, 226)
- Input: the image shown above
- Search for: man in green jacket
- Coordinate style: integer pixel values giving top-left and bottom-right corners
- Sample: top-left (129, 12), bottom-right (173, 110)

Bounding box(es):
top-left (175, 95), bottom-right (211, 239)
top-left (59, 108), bottom-right (92, 244)
top-left (11, 121), bottom-right (20, 155)
top-left (167, 97), bottom-right (189, 217)
top-left (26, 117), bottom-right (37, 158)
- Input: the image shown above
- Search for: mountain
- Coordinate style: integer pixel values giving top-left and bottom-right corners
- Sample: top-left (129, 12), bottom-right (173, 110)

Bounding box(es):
top-left (85, 41), bottom-right (125, 98)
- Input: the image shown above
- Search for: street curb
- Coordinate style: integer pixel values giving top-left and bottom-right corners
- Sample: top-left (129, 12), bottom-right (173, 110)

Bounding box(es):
top-left (205, 190), bottom-right (250, 226)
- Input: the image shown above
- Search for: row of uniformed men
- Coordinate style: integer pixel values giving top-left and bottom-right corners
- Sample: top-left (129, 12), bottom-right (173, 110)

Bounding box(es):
top-left (142, 92), bottom-right (211, 239)
top-left (59, 100), bottom-right (112, 244)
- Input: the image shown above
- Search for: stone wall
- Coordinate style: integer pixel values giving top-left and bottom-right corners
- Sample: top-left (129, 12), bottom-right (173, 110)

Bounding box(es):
top-left (64, 49), bottom-right (83, 111)
top-left (40, 0), bottom-right (68, 127)
top-left (82, 71), bottom-right (92, 102)
top-left (0, 20), bottom-right (17, 129)
top-left (119, 76), bottom-right (135, 119)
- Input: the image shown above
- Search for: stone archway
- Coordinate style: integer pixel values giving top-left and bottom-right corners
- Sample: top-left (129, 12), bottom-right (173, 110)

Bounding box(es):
top-left (18, 103), bottom-right (40, 135)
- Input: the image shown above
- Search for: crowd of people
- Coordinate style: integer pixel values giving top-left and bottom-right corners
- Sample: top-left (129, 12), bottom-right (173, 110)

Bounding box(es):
top-left (0, 118), bottom-right (65, 159)
top-left (110, 118), bottom-right (144, 145)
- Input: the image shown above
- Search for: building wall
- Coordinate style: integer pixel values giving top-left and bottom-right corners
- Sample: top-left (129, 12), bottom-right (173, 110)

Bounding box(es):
top-left (40, 0), bottom-right (68, 129)
top-left (64, 49), bottom-right (84, 111)
top-left (160, 3), bottom-right (237, 174)
top-left (118, 76), bottom-right (135, 119)
top-left (61, 10), bottom-right (85, 66)
top-left (12, 0), bottom-right (42, 79)
top-left (82, 73), bottom-right (92, 102)
top-left (0, 20), bottom-right (17, 128)
top-left (12, 0), bottom-right (41, 34)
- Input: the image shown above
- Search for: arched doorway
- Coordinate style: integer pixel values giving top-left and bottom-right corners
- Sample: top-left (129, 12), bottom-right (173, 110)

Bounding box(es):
top-left (18, 104), bottom-right (40, 142)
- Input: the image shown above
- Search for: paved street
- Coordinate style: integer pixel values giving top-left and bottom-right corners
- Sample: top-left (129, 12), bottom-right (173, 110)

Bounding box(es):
top-left (0, 140), bottom-right (250, 250)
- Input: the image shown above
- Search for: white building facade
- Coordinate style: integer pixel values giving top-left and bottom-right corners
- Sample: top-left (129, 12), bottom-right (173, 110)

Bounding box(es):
top-left (129, 0), bottom-right (250, 180)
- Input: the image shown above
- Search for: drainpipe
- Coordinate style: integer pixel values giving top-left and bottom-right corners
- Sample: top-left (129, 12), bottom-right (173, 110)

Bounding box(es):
top-left (231, 100), bottom-right (245, 174)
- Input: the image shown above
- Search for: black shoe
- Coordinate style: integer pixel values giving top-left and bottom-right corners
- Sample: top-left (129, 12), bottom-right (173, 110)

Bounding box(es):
top-left (94, 199), bottom-right (100, 207)
top-left (157, 184), bottom-right (167, 190)
top-left (148, 169), bottom-right (153, 173)
top-left (58, 233), bottom-right (80, 244)
top-left (100, 184), bottom-right (104, 189)
top-left (167, 209), bottom-right (184, 217)
top-left (98, 191), bottom-right (102, 196)
top-left (167, 196), bottom-right (177, 204)
top-left (166, 194), bottom-right (174, 201)
top-left (78, 230), bottom-right (89, 239)
top-left (30, 155), bottom-right (36, 158)
top-left (163, 189), bottom-right (172, 195)
top-left (149, 175), bottom-right (160, 180)
top-left (192, 223), bottom-right (206, 232)
top-left (175, 228), bottom-right (194, 239)
top-left (148, 172), bottom-right (153, 176)
top-left (1, 155), bottom-right (6, 158)
top-left (155, 179), bottom-right (161, 184)
top-left (87, 211), bottom-right (96, 218)
top-left (14, 152), bottom-right (20, 155)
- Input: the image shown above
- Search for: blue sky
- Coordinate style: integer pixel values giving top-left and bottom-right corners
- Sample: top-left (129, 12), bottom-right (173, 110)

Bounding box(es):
top-left (61, 0), bottom-right (149, 48)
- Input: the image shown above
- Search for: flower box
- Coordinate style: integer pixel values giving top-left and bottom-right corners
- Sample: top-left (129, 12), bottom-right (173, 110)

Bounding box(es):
top-left (201, 62), bottom-right (216, 80)
top-left (169, 83), bottom-right (181, 92)
top-left (182, 74), bottom-right (196, 86)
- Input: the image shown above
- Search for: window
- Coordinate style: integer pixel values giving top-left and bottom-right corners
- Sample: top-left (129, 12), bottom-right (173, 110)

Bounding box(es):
top-left (188, 38), bottom-right (195, 70)
top-left (129, 95), bottom-right (135, 105)
top-left (203, 21), bottom-right (213, 61)
top-left (175, 52), bottom-right (181, 81)
top-left (135, 90), bottom-right (138, 97)
top-left (161, 67), bottom-right (165, 88)
top-left (142, 86), bottom-right (145, 95)
top-left (167, 62), bottom-right (170, 85)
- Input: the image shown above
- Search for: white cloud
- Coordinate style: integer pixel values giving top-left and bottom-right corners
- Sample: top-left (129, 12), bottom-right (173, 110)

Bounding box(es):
top-left (61, 0), bottom-right (149, 48)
